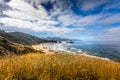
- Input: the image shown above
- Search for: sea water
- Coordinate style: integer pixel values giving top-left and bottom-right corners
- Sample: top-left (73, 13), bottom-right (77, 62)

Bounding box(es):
top-left (52, 41), bottom-right (120, 61)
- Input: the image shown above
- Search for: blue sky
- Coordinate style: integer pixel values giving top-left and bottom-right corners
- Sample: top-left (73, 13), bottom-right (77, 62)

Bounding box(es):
top-left (0, 0), bottom-right (120, 41)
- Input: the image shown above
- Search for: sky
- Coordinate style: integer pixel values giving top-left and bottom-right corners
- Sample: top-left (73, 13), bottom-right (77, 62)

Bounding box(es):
top-left (0, 0), bottom-right (120, 41)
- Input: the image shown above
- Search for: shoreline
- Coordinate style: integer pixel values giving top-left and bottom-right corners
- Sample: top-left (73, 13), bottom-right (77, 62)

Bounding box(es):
top-left (32, 43), bottom-right (110, 61)
top-left (32, 43), bottom-right (56, 54)
top-left (32, 43), bottom-right (73, 54)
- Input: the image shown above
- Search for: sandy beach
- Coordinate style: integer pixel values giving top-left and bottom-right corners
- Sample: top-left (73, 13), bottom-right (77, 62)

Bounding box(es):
top-left (32, 43), bottom-right (57, 54)
top-left (32, 42), bottom-right (72, 54)
top-left (32, 43), bottom-right (110, 61)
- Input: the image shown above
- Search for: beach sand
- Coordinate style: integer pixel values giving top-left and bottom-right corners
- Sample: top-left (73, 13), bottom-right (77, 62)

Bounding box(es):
top-left (32, 43), bottom-right (56, 54)
top-left (32, 43), bottom-right (110, 61)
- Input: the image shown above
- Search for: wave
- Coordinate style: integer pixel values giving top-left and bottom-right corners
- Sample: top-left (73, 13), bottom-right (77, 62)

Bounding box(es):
top-left (50, 42), bottom-right (110, 61)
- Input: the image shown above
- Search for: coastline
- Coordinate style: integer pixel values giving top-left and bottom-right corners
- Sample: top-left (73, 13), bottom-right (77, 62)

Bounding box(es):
top-left (32, 43), bottom-right (110, 61)
top-left (32, 43), bottom-right (56, 54)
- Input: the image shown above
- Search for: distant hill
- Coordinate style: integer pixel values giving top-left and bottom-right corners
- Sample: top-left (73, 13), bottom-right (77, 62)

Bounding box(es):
top-left (71, 39), bottom-right (81, 41)
top-left (0, 36), bottom-right (39, 55)
top-left (45, 37), bottom-right (71, 41)
top-left (0, 30), bottom-right (56, 45)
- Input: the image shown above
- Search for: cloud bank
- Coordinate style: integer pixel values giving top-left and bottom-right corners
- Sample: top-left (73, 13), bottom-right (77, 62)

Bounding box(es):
top-left (0, 0), bottom-right (120, 40)
top-left (98, 26), bottom-right (120, 41)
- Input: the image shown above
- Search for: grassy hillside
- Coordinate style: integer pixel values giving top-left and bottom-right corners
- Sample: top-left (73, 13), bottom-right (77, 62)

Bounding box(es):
top-left (0, 36), bottom-right (40, 55)
top-left (0, 53), bottom-right (119, 80)
top-left (0, 30), bottom-right (56, 45)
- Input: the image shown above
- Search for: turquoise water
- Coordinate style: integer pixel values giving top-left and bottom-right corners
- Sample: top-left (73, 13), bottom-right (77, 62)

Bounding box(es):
top-left (67, 41), bottom-right (120, 61)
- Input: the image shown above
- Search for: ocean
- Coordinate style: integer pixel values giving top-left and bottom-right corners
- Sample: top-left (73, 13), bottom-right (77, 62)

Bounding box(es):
top-left (52, 41), bottom-right (120, 61)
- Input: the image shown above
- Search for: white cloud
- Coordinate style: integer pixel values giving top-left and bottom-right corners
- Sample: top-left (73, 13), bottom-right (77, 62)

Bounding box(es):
top-left (98, 13), bottom-right (120, 24)
top-left (0, 0), bottom-right (4, 3)
top-left (0, 0), bottom-right (120, 39)
top-left (0, 0), bottom-right (87, 36)
top-left (81, 0), bottom-right (108, 11)
top-left (50, 0), bottom-right (120, 28)
top-left (0, 17), bottom-right (39, 29)
top-left (4, 0), bottom-right (50, 20)
top-left (76, 14), bottom-right (103, 26)
top-left (58, 14), bottom-right (79, 27)
top-left (24, 0), bottom-right (55, 5)
top-left (0, 17), bottom-right (72, 34)
top-left (37, 20), bottom-right (58, 26)
top-left (62, 13), bottom-right (120, 27)
top-left (57, 13), bottom-right (111, 28)
top-left (0, 0), bottom-right (7, 3)
top-left (0, 0), bottom-right (65, 34)
top-left (98, 27), bottom-right (120, 41)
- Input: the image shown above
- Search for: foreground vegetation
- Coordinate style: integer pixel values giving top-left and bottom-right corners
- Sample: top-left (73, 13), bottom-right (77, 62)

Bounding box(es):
top-left (0, 53), bottom-right (120, 80)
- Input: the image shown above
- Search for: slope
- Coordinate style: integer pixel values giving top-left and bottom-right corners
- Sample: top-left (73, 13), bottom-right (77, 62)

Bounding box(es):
top-left (0, 36), bottom-right (39, 55)
top-left (0, 30), bottom-right (56, 45)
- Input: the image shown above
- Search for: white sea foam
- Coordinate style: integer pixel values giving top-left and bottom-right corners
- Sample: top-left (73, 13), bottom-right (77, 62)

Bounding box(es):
top-left (49, 42), bottom-right (110, 61)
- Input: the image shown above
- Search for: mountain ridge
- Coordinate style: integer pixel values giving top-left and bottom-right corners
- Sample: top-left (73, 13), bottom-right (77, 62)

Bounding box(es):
top-left (0, 30), bottom-right (56, 45)
top-left (45, 37), bottom-right (71, 41)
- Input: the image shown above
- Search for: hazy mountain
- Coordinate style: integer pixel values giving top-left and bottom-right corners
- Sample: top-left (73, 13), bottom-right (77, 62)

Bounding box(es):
top-left (0, 30), bottom-right (56, 45)
top-left (46, 37), bottom-right (71, 41)
top-left (71, 39), bottom-right (81, 41)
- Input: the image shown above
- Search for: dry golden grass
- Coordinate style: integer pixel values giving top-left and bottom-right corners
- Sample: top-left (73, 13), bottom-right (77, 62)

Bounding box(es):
top-left (0, 53), bottom-right (120, 80)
